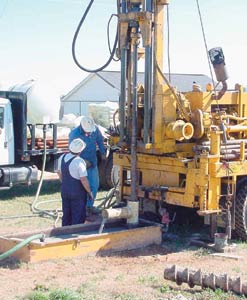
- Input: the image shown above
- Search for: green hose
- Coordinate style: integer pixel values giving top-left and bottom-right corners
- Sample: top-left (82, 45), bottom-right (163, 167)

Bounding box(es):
top-left (0, 233), bottom-right (45, 261)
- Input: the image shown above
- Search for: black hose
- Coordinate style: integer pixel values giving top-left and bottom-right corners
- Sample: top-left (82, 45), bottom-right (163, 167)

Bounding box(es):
top-left (72, 0), bottom-right (118, 73)
top-left (107, 14), bottom-right (120, 62)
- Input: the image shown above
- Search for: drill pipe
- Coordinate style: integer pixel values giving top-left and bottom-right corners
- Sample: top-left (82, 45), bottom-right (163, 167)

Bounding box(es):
top-left (164, 265), bottom-right (247, 296)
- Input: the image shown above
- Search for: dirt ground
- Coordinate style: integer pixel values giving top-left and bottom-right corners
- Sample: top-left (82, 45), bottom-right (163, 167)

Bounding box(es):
top-left (1, 227), bottom-right (247, 300)
top-left (0, 177), bottom-right (247, 300)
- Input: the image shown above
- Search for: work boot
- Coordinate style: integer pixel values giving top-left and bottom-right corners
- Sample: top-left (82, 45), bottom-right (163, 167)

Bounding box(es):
top-left (86, 207), bottom-right (93, 217)
top-left (91, 206), bottom-right (100, 215)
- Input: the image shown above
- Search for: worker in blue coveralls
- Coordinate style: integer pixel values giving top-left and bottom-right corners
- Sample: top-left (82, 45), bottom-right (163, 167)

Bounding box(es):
top-left (57, 138), bottom-right (94, 226)
top-left (69, 116), bottom-right (106, 214)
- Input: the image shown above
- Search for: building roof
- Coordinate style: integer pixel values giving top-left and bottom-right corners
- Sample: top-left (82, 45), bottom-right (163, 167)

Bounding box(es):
top-left (62, 70), bottom-right (212, 101)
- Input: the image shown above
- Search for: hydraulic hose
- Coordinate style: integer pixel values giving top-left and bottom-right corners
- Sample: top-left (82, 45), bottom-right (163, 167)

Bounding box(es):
top-left (72, 0), bottom-right (118, 73)
top-left (107, 14), bottom-right (119, 62)
top-left (0, 233), bottom-right (45, 261)
top-left (31, 126), bottom-right (62, 221)
top-left (96, 184), bottom-right (118, 210)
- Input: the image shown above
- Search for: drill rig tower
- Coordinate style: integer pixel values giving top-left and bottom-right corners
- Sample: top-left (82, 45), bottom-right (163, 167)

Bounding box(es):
top-left (112, 0), bottom-right (247, 240)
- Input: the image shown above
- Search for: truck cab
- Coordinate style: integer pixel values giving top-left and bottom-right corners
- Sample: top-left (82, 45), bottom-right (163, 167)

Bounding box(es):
top-left (0, 97), bottom-right (14, 166)
top-left (0, 90), bottom-right (67, 189)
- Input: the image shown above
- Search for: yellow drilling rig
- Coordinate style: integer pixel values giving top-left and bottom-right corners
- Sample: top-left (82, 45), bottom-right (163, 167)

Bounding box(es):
top-left (73, 0), bottom-right (247, 240)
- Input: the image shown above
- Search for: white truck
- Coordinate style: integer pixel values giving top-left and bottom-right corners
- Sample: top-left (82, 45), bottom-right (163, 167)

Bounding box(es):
top-left (0, 89), bottom-right (68, 189)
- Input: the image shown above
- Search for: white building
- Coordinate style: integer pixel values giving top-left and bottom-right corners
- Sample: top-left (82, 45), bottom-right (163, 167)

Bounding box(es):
top-left (60, 70), bottom-right (212, 118)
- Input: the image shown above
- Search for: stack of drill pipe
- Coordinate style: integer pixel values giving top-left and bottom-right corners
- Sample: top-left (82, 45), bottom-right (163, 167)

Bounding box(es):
top-left (164, 265), bottom-right (247, 296)
top-left (27, 138), bottom-right (68, 149)
top-left (201, 140), bottom-right (247, 159)
top-left (47, 139), bottom-right (68, 148)
top-left (220, 147), bottom-right (247, 159)
top-left (202, 140), bottom-right (247, 146)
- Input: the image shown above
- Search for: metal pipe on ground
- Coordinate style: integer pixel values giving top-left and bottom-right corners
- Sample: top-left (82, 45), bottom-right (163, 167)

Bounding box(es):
top-left (164, 265), bottom-right (247, 296)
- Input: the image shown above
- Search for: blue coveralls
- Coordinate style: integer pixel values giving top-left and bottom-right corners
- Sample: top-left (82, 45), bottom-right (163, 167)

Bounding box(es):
top-left (69, 125), bottom-right (105, 207)
top-left (61, 155), bottom-right (87, 226)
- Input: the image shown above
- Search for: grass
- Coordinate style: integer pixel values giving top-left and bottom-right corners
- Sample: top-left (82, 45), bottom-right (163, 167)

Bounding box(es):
top-left (0, 180), bottom-right (62, 233)
top-left (194, 247), bottom-right (213, 257)
top-left (157, 284), bottom-right (247, 300)
top-left (159, 284), bottom-right (171, 294)
top-left (233, 239), bottom-right (247, 249)
top-left (0, 179), bottom-right (108, 235)
top-left (113, 293), bottom-right (140, 300)
top-left (2, 181), bottom-right (247, 300)
top-left (24, 288), bottom-right (81, 300)
top-left (232, 266), bottom-right (241, 273)
top-left (115, 273), bottom-right (125, 281)
top-left (24, 284), bottom-right (246, 300)
top-left (138, 274), bottom-right (160, 286)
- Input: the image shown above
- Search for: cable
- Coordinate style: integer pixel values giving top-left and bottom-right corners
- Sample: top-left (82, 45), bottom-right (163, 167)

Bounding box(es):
top-left (166, 5), bottom-right (171, 82)
top-left (196, 0), bottom-right (218, 97)
top-left (72, 0), bottom-right (118, 73)
top-left (196, 2), bottom-right (233, 237)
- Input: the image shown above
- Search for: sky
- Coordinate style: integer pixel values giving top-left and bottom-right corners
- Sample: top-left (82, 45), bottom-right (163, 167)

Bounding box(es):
top-left (0, 0), bottom-right (247, 97)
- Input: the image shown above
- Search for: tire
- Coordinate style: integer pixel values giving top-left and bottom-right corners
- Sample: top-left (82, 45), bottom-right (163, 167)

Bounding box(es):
top-left (98, 153), bottom-right (114, 190)
top-left (98, 160), bottom-right (107, 189)
top-left (105, 154), bottom-right (113, 189)
top-left (235, 184), bottom-right (247, 240)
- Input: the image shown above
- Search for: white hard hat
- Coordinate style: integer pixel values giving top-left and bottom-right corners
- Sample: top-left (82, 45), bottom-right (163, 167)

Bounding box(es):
top-left (80, 116), bottom-right (96, 133)
top-left (69, 138), bottom-right (86, 154)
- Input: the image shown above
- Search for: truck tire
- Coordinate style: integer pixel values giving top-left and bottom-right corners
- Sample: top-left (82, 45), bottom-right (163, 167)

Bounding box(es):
top-left (98, 153), bottom-right (114, 190)
top-left (235, 185), bottom-right (247, 240)
top-left (98, 160), bottom-right (107, 189)
top-left (105, 154), bottom-right (114, 189)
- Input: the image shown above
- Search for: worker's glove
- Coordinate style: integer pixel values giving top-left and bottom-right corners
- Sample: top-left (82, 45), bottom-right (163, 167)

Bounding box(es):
top-left (88, 191), bottom-right (94, 201)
